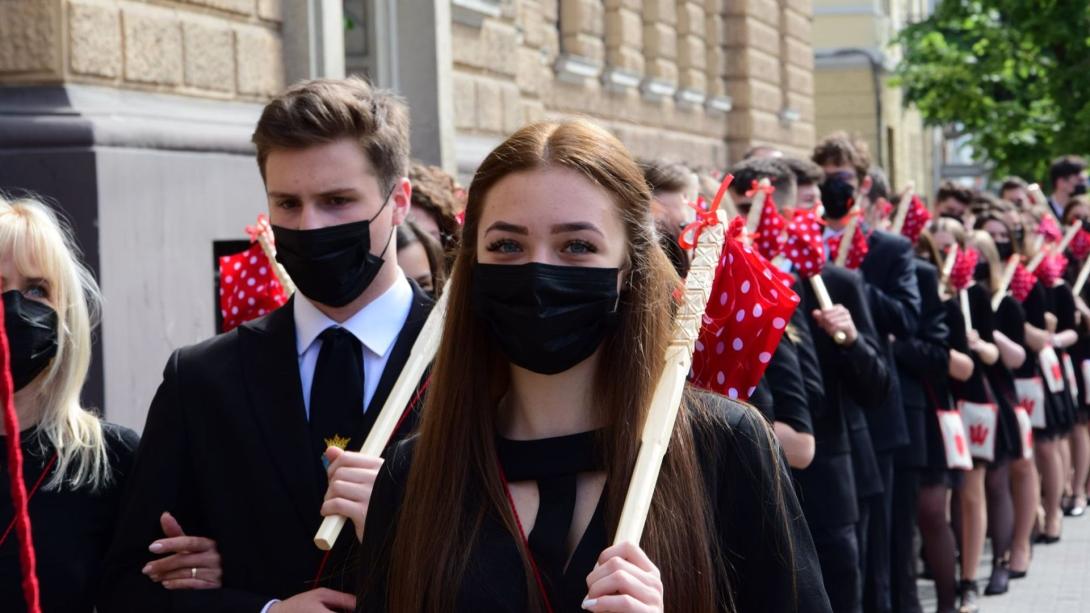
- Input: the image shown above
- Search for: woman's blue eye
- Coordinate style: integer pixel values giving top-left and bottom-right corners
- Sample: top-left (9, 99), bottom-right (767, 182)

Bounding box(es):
top-left (564, 240), bottom-right (597, 254)
top-left (486, 239), bottom-right (521, 253)
top-left (24, 285), bottom-right (48, 300)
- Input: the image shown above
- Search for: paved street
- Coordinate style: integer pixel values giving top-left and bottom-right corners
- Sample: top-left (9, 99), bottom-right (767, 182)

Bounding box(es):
top-left (917, 513), bottom-right (1090, 612)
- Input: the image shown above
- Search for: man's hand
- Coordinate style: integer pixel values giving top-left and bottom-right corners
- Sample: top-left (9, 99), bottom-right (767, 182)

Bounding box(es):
top-left (811, 305), bottom-right (859, 346)
top-left (142, 512), bottom-right (222, 589)
top-left (321, 447), bottom-right (384, 542)
top-left (269, 588), bottom-right (356, 612)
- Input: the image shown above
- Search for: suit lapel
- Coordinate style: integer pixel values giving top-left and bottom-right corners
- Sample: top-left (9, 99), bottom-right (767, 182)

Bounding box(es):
top-left (238, 299), bottom-right (324, 529)
top-left (357, 281), bottom-right (435, 441)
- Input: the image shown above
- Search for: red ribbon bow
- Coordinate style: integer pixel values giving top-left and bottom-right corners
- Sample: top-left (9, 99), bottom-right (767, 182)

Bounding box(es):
top-left (679, 175), bottom-right (734, 250)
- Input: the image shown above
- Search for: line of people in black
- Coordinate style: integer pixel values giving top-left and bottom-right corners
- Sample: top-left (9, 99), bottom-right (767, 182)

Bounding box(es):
top-left (2, 74), bottom-right (1088, 613)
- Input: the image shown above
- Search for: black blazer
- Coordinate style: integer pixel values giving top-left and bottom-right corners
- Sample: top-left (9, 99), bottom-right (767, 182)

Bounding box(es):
top-left (793, 266), bottom-right (891, 528)
top-left (893, 260), bottom-right (949, 467)
top-left (858, 228), bottom-right (921, 452)
top-left (100, 285), bottom-right (434, 612)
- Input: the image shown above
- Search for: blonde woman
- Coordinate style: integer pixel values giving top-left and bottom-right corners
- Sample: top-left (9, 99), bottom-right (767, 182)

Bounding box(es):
top-left (0, 195), bottom-right (140, 612)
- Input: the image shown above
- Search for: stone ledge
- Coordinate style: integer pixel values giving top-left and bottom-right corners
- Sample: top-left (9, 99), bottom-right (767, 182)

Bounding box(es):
top-left (0, 84), bottom-right (263, 153)
top-left (451, 0), bottom-right (502, 28)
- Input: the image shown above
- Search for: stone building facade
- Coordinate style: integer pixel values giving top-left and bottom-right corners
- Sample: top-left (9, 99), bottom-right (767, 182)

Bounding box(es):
top-left (0, 0), bottom-right (816, 431)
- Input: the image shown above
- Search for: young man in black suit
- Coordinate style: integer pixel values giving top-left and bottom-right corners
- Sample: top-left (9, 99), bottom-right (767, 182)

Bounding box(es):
top-left (101, 78), bottom-right (432, 612)
top-left (814, 135), bottom-right (921, 613)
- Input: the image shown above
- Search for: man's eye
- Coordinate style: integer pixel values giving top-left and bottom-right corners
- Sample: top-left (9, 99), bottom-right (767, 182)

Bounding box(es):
top-left (329, 197), bottom-right (352, 206)
top-left (278, 199), bottom-right (300, 210)
top-left (486, 239), bottom-right (521, 254)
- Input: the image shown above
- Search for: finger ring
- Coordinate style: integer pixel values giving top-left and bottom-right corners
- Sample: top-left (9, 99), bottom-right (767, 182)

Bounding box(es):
top-left (191, 567), bottom-right (197, 579)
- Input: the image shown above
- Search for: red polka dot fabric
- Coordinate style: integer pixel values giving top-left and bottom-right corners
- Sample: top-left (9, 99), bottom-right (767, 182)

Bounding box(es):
top-left (754, 197), bottom-right (787, 261)
top-left (1037, 215), bottom-right (1063, 243)
top-left (1009, 263), bottom-right (1038, 303)
top-left (218, 242), bottom-right (289, 333)
top-left (690, 217), bottom-right (801, 401)
top-left (783, 208), bottom-right (826, 279)
top-left (1069, 229), bottom-right (1090, 261)
top-left (900, 194), bottom-right (932, 245)
top-left (825, 223), bottom-right (870, 270)
top-left (1034, 252), bottom-right (1068, 288)
top-left (948, 247), bottom-right (979, 292)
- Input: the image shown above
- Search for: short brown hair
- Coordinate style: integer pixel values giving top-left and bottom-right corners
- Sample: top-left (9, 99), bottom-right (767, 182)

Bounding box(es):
top-left (639, 159), bottom-right (691, 194)
top-left (409, 162), bottom-right (462, 249)
top-left (252, 77), bottom-right (410, 191)
top-left (783, 157), bottom-right (824, 186)
top-left (936, 181), bottom-right (974, 206)
top-left (812, 131), bottom-right (870, 181)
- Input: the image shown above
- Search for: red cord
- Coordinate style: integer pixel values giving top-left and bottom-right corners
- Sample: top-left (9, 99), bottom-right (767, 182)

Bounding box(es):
top-left (0, 293), bottom-right (42, 613)
top-left (1, 453), bottom-right (56, 547)
top-left (498, 465), bottom-right (555, 613)
top-left (310, 375), bottom-right (432, 587)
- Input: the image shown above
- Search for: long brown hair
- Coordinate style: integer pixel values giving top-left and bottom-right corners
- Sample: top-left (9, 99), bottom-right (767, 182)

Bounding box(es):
top-left (382, 120), bottom-right (724, 611)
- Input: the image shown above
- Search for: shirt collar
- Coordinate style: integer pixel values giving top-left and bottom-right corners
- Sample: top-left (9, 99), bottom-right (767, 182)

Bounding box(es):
top-left (293, 273), bottom-right (413, 358)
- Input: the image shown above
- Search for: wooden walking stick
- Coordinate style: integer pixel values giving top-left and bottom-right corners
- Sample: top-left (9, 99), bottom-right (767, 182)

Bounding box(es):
top-left (613, 188), bottom-right (728, 546)
top-left (992, 255), bottom-right (1020, 311)
top-left (744, 178), bottom-right (771, 234)
top-left (1074, 255), bottom-right (1090, 297)
top-left (1026, 222), bottom-right (1081, 273)
top-left (890, 183), bottom-right (916, 235)
top-left (834, 213), bottom-right (859, 268)
top-left (313, 280), bottom-right (451, 550)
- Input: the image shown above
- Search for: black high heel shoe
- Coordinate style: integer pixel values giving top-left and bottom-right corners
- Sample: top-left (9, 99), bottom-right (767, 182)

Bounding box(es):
top-left (985, 559), bottom-right (1010, 595)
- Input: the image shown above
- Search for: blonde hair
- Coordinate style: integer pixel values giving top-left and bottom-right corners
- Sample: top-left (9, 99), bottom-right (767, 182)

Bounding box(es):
top-left (968, 230), bottom-right (1002, 292)
top-left (0, 195), bottom-right (110, 491)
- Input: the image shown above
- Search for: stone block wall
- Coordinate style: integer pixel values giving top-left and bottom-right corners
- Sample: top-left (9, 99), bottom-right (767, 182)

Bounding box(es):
top-left (0, 0), bottom-right (284, 101)
top-left (451, 0), bottom-right (815, 174)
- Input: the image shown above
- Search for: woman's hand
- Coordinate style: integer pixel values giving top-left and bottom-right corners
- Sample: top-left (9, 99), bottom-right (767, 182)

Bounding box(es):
top-left (142, 512), bottom-right (222, 589)
top-left (582, 542), bottom-right (664, 612)
top-left (320, 447), bottom-right (383, 542)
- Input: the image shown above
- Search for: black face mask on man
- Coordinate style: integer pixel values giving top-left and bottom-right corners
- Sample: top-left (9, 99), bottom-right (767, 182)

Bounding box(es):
top-left (471, 262), bottom-right (620, 375)
top-left (272, 185), bottom-right (396, 307)
top-left (819, 176), bottom-right (857, 221)
top-left (2, 290), bottom-right (58, 391)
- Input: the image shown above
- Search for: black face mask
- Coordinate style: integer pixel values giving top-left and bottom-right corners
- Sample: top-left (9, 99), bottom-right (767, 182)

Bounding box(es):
top-left (996, 241), bottom-right (1014, 261)
top-left (1012, 225), bottom-right (1025, 245)
top-left (272, 187), bottom-right (395, 307)
top-left (1074, 182), bottom-right (1088, 197)
top-left (3, 291), bottom-right (58, 391)
top-left (471, 263), bottom-right (620, 375)
top-left (819, 176), bottom-right (856, 220)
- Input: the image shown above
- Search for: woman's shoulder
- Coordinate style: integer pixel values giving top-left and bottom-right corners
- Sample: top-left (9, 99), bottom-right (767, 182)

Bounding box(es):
top-left (100, 420), bottom-right (140, 471)
top-left (688, 389), bottom-right (777, 466)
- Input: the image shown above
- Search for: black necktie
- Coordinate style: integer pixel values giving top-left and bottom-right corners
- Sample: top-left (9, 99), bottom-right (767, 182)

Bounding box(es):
top-left (309, 327), bottom-right (364, 468)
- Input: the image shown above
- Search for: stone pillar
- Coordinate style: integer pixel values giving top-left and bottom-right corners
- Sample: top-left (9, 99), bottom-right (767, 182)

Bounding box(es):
top-left (601, 0), bottom-right (643, 92)
top-left (674, 0), bottom-right (706, 105)
top-left (0, 0), bottom-right (286, 431)
top-left (640, 0), bottom-right (677, 99)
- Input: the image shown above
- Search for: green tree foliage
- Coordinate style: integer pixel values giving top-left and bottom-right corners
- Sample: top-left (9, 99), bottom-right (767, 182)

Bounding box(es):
top-left (893, 0), bottom-right (1090, 181)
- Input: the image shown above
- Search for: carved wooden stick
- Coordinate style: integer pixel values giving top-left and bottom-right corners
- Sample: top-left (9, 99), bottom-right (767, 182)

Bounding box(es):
top-left (313, 281), bottom-right (451, 550)
top-left (613, 211), bottom-right (726, 546)
top-left (890, 183), bottom-right (916, 234)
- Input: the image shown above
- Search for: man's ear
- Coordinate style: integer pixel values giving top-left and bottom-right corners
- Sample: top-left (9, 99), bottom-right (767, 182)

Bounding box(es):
top-left (391, 177), bottom-right (412, 225)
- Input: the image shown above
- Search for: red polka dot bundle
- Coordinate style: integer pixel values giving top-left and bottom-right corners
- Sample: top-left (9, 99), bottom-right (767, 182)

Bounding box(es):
top-left (1034, 252), bottom-right (1068, 288)
top-left (689, 217), bottom-right (801, 401)
top-left (899, 194), bottom-right (932, 245)
top-left (1009, 263), bottom-right (1038, 303)
top-left (218, 242), bottom-right (289, 332)
top-left (948, 247), bottom-right (978, 292)
top-left (753, 195), bottom-right (787, 261)
top-left (1069, 229), bottom-right (1090, 261)
top-left (783, 207), bottom-right (826, 279)
top-left (1037, 215), bottom-right (1063, 243)
top-left (825, 222), bottom-right (870, 270)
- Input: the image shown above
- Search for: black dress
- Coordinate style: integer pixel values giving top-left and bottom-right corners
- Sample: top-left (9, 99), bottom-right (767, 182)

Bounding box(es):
top-left (1, 422), bottom-right (139, 613)
top-left (1020, 282), bottom-right (1070, 438)
top-left (1049, 281), bottom-right (1080, 434)
top-left (357, 393), bottom-right (832, 612)
top-left (986, 294), bottom-right (1026, 462)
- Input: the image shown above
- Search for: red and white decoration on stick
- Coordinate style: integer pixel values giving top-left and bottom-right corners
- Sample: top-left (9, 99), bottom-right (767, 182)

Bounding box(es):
top-left (218, 214), bottom-right (294, 332)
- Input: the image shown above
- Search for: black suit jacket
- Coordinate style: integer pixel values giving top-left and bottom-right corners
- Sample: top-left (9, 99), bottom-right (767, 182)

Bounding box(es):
top-left (100, 284), bottom-right (434, 612)
top-left (793, 265), bottom-right (890, 529)
top-left (858, 228), bottom-right (921, 452)
top-left (893, 260), bottom-right (949, 467)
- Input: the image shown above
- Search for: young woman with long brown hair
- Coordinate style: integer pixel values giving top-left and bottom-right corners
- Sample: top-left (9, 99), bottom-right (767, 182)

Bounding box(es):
top-left (355, 120), bottom-right (829, 612)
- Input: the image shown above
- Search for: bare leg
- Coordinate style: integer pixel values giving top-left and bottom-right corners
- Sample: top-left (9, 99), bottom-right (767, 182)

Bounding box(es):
top-left (1071, 423), bottom-right (1090, 508)
top-left (960, 467), bottom-right (988, 580)
top-left (1036, 438), bottom-right (1064, 537)
top-left (1009, 457), bottom-right (1039, 573)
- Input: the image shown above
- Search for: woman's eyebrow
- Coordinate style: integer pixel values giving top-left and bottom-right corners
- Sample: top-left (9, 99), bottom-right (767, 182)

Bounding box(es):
top-left (550, 222), bottom-right (603, 236)
top-left (485, 221), bottom-right (529, 235)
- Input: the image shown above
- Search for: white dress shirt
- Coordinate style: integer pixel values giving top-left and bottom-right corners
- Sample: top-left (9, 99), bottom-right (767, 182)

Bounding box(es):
top-left (261, 275), bottom-right (413, 612)
top-left (293, 273), bottom-right (414, 416)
